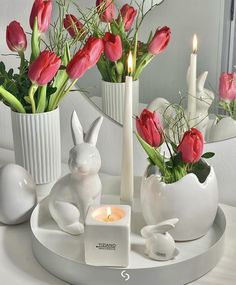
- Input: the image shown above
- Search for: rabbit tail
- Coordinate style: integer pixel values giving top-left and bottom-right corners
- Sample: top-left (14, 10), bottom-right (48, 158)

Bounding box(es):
top-left (49, 200), bottom-right (84, 235)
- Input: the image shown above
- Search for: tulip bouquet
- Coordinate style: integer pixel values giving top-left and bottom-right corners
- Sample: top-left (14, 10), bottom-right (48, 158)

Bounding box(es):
top-left (67, 0), bottom-right (171, 82)
top-left (218, 72), bottom-right (236, 120)
top-left (0, 0), bottom-right (104, 113)
top-left (136, 109), bottom-right (214, 184)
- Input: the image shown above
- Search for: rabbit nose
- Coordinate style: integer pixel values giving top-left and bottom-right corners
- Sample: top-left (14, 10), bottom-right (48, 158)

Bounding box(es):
top-left (78, 163), bottom-right (89, 173)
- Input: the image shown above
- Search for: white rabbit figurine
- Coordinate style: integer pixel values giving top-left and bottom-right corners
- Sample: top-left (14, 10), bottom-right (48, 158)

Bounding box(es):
top-left (49, 111), bottom-right (103, 235)
top-left (141, 219), bottom-right (179, 261)
top-left (195, 72), bottom-right (215, 137)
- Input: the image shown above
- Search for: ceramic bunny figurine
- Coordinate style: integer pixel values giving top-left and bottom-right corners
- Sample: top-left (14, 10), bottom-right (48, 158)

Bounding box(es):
top-left (49, 111), bottom-right (103, 235)
top-left (141, 219), bottom-right (179, 261)
top-left (195, 72), bottom-right (215, 137)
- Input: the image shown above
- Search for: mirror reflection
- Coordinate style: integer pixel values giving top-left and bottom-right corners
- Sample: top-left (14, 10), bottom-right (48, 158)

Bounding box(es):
top-left (57, 0), bottom-right (236, 143)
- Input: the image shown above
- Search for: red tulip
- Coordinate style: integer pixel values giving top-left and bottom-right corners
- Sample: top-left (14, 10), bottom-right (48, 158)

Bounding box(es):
top-left (219, 72), bottom-right (236, 101)
top-left (66, 49), bottom-right (90, 80)
top-left (136, 109), bottom-right (163, 148)
top-left (84, 36), bottom-right (104, 68)
top-left (177, 128), bottom-right (204, 163)
top-left (64, 14), bottom-right (85, 39)
top-left (118, 4), bottom-right (137, 32)
top-left (28, 50), bottom-right (61, 86)
top-left (148, 26), bottom-right (171, 55)
top-left (96, 0), bottom-right (115, 23)
top-left (103, 32), bottom-right (122, 62)
top-left (6, 21), bottom-right (27, 52)
top-left (30, 0), bottom-right (52, 33)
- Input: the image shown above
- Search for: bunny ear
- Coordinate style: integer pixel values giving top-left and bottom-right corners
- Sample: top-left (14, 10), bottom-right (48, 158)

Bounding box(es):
top-left (84, 117), bottom-right (103, 146)
top-left (141, 218), bottom-right (179, 238)
top-left (71, 111), bottom-right (84, 145)
top-left (197, 71), bottom-right (208, 92)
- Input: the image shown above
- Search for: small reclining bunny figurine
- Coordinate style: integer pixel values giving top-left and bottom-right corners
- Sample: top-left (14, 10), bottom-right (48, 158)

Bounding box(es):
top-left (49, 111), bottom-right (103, 235)
top-left (141, 219), bottom-right (179, 261)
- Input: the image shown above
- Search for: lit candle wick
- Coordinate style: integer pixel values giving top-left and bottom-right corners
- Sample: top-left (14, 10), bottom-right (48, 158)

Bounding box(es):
top-left (105, 207), bottom-right (113, 222)
top-left (193, 34), bottom-right (198, 54)
top-left (127, 51), bottom-right (133, 76)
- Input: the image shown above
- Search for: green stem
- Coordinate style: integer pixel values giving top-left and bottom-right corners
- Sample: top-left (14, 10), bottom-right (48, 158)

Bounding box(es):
top-left (0, 86), bottom-right (26, 113)
top-left (49, 78), bottom-right (71, 110)
top-left (233, 99), bottom-right (236, 120)
top-left (227, 102), bottom-right (233, 118)
top-left (31, 17), bottom-right (40, 63)
top-left (114, 62), bottom-right (122, 83)
top-left (97, 57), bottom-right (110, 81)
top-left (36, 85), bottom-right (47, 113)
top-left (18, 51), bottom-right (25, 76)
top-left (133, 32), bottom-right (138, 74)
top-left (28, 84), bottom-right (38, 113)
top-left (133, 53), bottom-right (153, 80)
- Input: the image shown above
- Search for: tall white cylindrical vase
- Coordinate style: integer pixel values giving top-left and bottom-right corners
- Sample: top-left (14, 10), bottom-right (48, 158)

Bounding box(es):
top-left (101, 80), bottom-right (139, 124)
top-left (11, 108), bottom-right (61, 184)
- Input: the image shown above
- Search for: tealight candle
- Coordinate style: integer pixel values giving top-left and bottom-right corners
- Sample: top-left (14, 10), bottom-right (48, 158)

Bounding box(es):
top-left (93, 206), bottom-right (124, 222)
top-left (85, 205), bottom-right (131, 267)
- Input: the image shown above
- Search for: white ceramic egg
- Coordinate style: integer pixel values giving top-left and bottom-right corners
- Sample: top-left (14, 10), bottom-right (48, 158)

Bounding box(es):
top-left (0, 164), bottom-right (36, 225)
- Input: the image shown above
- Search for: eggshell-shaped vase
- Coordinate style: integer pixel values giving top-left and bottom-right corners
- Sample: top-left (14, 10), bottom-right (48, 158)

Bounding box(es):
top-left (208, 117), bottom-right (236, 142)
top-left (0, 164), bottom-right (36, 225)
top-left (141, 165), bottom-right (218, 241)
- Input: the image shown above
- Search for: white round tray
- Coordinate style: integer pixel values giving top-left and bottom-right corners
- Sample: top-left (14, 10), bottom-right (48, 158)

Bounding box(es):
top-left (30, 175), bottom-right (226, 285)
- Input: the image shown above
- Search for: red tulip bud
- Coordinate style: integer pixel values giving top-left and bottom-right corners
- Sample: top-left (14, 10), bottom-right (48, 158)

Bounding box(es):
top-left (177, 128), bottom-right (204, 163)
top-left (66, 49), bottom-right (90, 80)
top-left (219, 72), bottom-right (236, 102)
top-left (30, 0), bottom-right (52, 33)
top-left (28, 50), bottom-right (61, 86)
top-left (96, 0), bottom-right (115, 23)
top-left (84, 36), bottom-right (104, 68)
top-left (6, 21), bottom-right (27, 52)
top-left (103, 32), bottom-right (122, 62)
top-left (136, 109), bottom-right (163, 148)
top-left (118, 4), bottom-right (137, 32)
top-left (148, 26), bottom-right (171, 55)
top-left (64, 14), bottom-right (85, 39)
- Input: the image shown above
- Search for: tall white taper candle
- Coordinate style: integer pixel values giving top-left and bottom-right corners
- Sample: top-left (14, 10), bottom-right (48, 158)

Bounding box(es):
top-left (120, 52), bottom-right (134, 206)
top-left (187, 34), bottom-right (198, 126)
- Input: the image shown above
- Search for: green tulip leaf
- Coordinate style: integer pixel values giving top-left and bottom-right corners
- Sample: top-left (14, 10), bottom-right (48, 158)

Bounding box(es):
top-left (24, 96), bottom-right (31, 104)
top-left (136, 132), bottom-right (165, 172)
top-left (0, 76), bottom-right (5, 86)
top-left (0, 62), bottom-right (6, 73)
top-left (7, 69), bottom-right (14, 79)
top-left (201, 152), bottom-right (215, 159)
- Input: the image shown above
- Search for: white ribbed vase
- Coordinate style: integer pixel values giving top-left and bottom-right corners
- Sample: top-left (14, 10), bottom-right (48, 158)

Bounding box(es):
top-left (101, 80), bottom-right (139, 124)
top-left (11, 109), bottom-right (61, 185)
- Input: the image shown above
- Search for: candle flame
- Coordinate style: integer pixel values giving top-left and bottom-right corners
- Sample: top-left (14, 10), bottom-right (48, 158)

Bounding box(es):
top-left (193, 34), bottom-right (198, 54)
top-left (127, 51), bottom-right (133, 75)
top-left (107, 207), bottom-right (112, 217)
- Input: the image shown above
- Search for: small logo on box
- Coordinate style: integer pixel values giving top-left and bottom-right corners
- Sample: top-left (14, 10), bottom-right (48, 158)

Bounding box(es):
top-left (95, 243), bottom-right (117, 250)
top-left (121, 270), bottom-right (130, 281)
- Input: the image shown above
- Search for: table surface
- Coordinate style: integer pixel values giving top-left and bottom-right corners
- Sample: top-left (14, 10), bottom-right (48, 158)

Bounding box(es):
top-left (0, 148), bottom-right (236, 285)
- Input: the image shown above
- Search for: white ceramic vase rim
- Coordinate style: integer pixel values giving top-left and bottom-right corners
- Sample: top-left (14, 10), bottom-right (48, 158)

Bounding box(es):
top-left (10, 107), bottom-right (59, 116)
top-left (102, 79), bottom-right (139, 84)
top-left (145, 165), bottom-right (213, 188)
